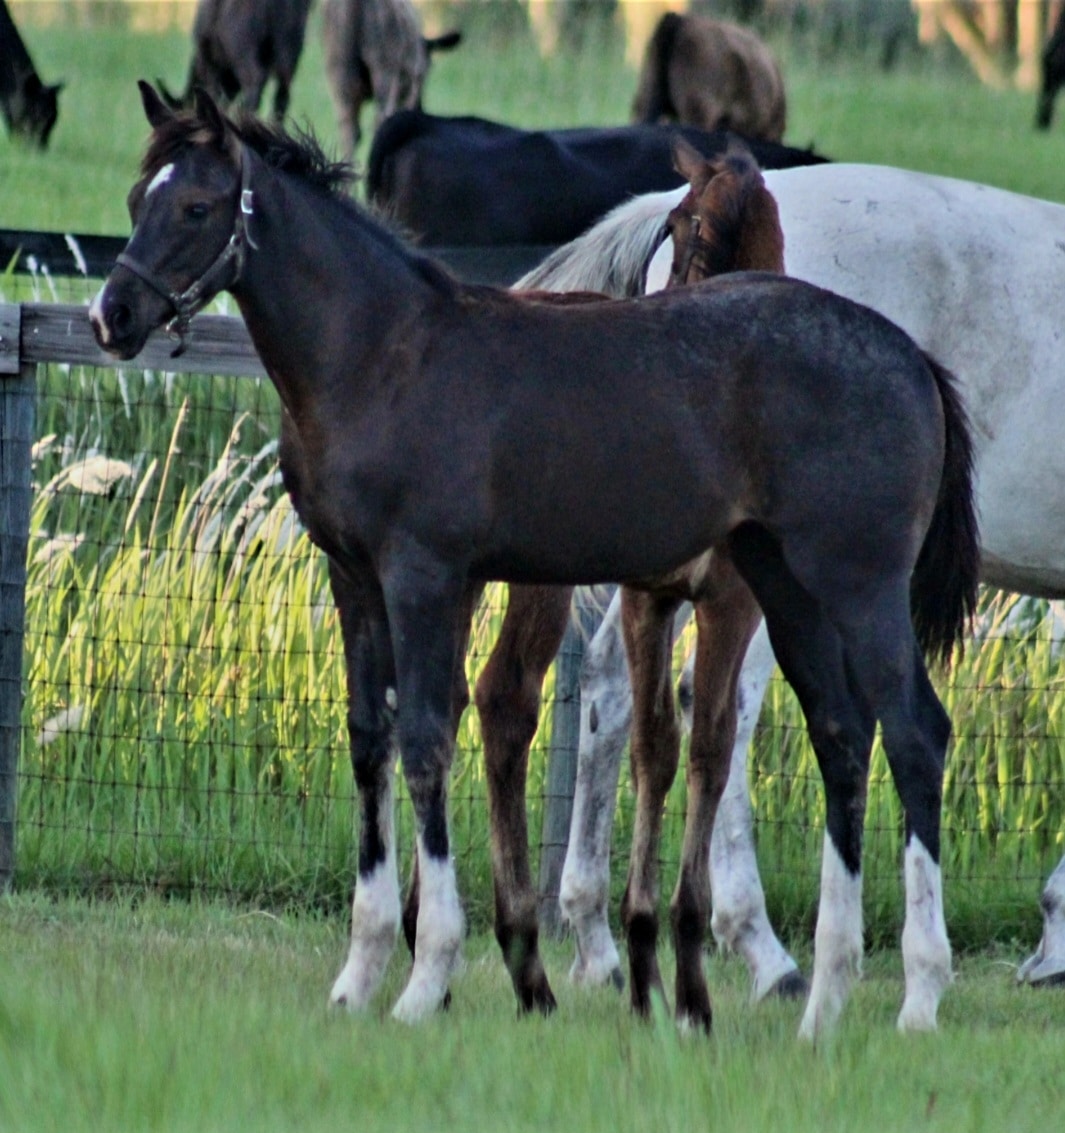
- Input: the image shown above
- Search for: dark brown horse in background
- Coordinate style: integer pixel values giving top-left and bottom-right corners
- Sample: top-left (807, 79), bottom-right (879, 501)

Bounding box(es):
top-left (91, 84), bottom-right (977, 1034)
top-left (632, 12), bottom-right (786, 142)
top-left (158, 0), bottom-right (313, 122)
top-left (0, 0), bottom-right (61, 148)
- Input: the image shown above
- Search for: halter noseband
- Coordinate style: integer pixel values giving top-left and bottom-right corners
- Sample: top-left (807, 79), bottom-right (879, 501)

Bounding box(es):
top-left (115, 146), bottom-right (258, 357)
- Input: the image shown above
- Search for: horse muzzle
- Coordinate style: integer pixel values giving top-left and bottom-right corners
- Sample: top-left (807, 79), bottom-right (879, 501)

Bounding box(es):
top-left (88, 280), bottom-right (163, 361)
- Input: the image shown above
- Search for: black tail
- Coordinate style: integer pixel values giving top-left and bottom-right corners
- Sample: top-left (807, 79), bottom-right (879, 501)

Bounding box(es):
top-left (910, 354), bottom-right (980, 667)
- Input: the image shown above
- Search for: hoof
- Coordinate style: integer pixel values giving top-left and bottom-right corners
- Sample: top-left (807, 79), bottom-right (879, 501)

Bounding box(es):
top-left (568, 949), bottom-right (625, 991)
top-left (1017, 953), bottom-right (1065, 987)
top-left (519, 982), bottom-right (558, 1016)
top-left (766, 968), bottom-right (808, 1000)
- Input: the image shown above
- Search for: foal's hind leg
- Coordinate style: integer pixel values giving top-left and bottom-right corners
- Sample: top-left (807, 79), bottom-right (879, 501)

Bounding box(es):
top-left (474, 583), bottom-right (572, 1014)
top-left (841, 627), bottom-right (953, 1032)
top-left (729, 525), bottom-right (878, 1039)
top-left (619, 588), bottom-right (684, 1019)
top-left (670, 568), bottom-right (763, 1032)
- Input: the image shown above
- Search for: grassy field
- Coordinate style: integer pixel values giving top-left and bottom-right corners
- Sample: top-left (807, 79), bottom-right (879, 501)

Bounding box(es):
top-left (5, 0), bottom-right (1065, 232)
top-left (3, 0), bottom-right (1065, 1040)
top-left (2, 892), bottom-right (1064, 1133)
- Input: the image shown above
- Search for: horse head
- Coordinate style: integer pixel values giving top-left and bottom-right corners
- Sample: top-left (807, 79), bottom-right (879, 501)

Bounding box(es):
top-left (89, 81), bottom-right (249, 360)
top-left (663, 136), bottom-right (785, 287)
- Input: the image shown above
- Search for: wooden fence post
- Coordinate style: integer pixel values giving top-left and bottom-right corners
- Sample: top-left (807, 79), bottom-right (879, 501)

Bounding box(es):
top-left (0, 305), bottom-right (33, 892)
top-left (537, 588), bottom-right (610, 936)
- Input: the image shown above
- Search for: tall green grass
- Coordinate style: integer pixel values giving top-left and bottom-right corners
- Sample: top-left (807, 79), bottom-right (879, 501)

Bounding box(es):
top-left (5, 3), bottom-right (1065, 948)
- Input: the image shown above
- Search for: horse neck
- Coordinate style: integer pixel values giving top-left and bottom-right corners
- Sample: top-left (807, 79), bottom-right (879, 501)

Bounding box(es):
top-left (231, 163), bottom-right (441, 422)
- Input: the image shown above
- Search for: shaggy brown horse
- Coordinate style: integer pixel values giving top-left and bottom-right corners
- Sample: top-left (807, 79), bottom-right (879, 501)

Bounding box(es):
top-left (633, 12), bottom-right (786, 142)
top-left (323, 0), bottom-right (461, 162)
top-left (91, 85), bottom-right (976, 1032)
top-left (158, 0), bottom-right (313, 122)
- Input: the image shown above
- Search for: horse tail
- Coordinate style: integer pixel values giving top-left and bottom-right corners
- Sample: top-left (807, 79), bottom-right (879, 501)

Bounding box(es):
top-left (910, 353), bottom-right (980, 667)
top-left (514, 188), bottom-right (679, 297)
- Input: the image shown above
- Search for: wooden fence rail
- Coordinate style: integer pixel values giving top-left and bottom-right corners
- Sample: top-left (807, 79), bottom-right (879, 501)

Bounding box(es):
top-left (0, 300), bottom-right (590, 924)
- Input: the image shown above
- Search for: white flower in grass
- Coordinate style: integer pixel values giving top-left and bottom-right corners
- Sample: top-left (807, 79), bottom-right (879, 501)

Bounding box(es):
top-left (37, 705), bottom-right (86, 748)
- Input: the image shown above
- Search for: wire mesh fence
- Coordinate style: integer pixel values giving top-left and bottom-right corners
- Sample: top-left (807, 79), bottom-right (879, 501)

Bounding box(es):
top-left (3, 283), bottom-right (1065, 948)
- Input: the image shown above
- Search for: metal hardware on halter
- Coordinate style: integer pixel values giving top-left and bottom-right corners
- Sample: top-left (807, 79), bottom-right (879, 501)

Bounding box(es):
top-left (115, 146), bottom-right (257, 358)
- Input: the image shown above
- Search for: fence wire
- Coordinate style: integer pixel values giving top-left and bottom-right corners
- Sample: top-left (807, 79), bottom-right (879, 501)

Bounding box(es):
top-left (11, 348), bottom-right (1065, 947)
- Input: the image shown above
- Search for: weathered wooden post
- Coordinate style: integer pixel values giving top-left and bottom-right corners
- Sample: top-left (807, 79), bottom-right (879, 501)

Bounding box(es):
top-left (537, 588), bottom-right (610, 936)
top-left (0, 304), bottom-right (32, 892)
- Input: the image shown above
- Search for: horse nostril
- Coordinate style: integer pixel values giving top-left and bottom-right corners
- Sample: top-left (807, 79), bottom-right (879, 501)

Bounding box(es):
top-left (110, 304), bottom-right (132, 337)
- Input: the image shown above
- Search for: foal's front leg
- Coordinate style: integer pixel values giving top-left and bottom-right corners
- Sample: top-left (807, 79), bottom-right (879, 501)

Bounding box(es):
top-left (619, 587), bottom-right (684, 1019)
top-left (474, 583), bottom-right (572, 1013)
top-left (383, 551), bottom-right (473, 1023)
top-left (670, 570), bottom-right (762, 1031)
top-left (328, 564), bottom-right (403, 1013)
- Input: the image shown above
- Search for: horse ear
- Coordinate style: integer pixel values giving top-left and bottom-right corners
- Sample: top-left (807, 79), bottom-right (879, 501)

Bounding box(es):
top-left (139, 80), bottom-right (175, 129)
top-left (672, 136), bottom-right (708, 185)
top-left (192, 86), bottom-right (239, 155)
top-left (193, 86), bottom-right (225, 133)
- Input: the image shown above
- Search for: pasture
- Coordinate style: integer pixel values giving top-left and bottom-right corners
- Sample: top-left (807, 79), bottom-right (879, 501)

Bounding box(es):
top-left (2, 892), bottom-right (1064, 1133)
top-left (3, 1), bottom-right (1065, 1126)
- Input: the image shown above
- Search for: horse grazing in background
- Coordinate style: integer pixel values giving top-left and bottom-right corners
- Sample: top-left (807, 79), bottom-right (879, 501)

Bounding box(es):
top-left (90, 84), bottom-right (977, 1034)
top-left (0, 0), bottom-right (62, 148)
top-left (158, 0), bottom-right (313, 122)
top-left (632, 12), bottom-right (786, 142)
top-left (365, 109), bottom-right (827, 247)
top-left (323, 0), bottom-right (461, 162)
top-left (516, 160), bottom-right (1065, 1008)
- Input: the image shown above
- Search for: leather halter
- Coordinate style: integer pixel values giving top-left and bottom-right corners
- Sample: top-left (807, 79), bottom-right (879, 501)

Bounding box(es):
top-left (115, 146), bottom-right (257, 357)
top-left (668, 214), bottom-right (704, 289)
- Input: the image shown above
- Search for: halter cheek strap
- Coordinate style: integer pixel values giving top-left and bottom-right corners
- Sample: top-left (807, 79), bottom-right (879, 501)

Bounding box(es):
top-left (115, 146), bottom-right (257, 358)
top-left (669, 215), bottom-right (703, 289)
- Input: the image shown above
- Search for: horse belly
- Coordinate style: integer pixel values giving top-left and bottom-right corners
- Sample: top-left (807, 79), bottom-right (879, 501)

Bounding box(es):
top-left (474, 477), bottom-right (738, 587)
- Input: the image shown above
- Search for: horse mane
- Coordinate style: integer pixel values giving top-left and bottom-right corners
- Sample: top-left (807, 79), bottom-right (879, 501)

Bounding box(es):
top-left (140, 108), bottom-right (356, 199)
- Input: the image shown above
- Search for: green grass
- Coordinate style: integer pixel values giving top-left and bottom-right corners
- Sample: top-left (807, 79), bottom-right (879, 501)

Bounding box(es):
top-left (4, 3), bottom-right (1065, 948)
top-left (2, 893), bottom-right (1064, 1133)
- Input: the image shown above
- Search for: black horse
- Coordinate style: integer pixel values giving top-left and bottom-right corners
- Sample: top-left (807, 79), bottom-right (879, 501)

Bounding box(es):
top-left (90, 84), bottom-right (978, 1030)
top-left (0, 0), bottom-right (61, 148)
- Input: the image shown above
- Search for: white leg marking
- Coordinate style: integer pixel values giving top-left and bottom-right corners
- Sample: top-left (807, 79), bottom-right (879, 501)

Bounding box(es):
top-left (799, 834), bottom-right (863, 1040)
top-left (330, 863), bottom-right (400, 1010)
top-left (898, 835), bottom-right (952, 1031)
top-left (1017, 855), bottom-right (1065, 985)
top-left (560, 590), bottom-right (629, 985)
top-left (708, 621), bottom-right (803, 1000)
top-left (330, 771), bottom-right (400, 1011)
top-left (391, 841), bottom-right (465, 1024)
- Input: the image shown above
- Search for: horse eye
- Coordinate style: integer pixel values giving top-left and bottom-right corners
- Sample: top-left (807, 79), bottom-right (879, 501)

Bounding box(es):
top-left (185, 203), bottom-right (210, 221)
